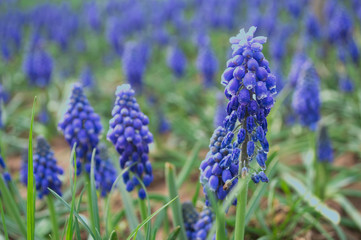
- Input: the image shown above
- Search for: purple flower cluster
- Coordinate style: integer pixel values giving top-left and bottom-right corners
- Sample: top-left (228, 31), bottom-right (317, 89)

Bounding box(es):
top-left (86, 144), bottom-right (117, 197)
top-left (122, 42), bottom-right (149, 93)
top-left (33, 137), bottom-right (63, 199)
top-left (200, 27), bottom-right (275, 204)
top-left (167, 46), bottom-right (187, 78)
top-left (317, 126), bottom-right (333, 163)
top-left (81, 66), bottom-right (95, 89)
top-left (182, 202), bottom-right (200, 239)
top-left (291, 60), bottom-right (320, 130)
top-left (338, 75), bottom-right (354, 93)
top-left (196, 45), bottom-right (219, 87)
top-left (192, 207), bottom-right (214, 240)
top-left (182, 202), bottom-right (214, 240)
top-left (58, 83), bottom-right (103, 175)
top-left (23, 48), bottom-right (53, 88)
top-left (107, 84), bottom-right (154, 199)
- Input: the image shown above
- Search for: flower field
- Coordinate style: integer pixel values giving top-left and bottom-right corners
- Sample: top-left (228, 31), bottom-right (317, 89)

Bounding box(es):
top-left (0, 0), bottom-right (361, 239)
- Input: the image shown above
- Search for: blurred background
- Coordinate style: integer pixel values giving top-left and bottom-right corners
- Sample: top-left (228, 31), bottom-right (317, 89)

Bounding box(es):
top-left (0, 0), bottom-right (361, 239)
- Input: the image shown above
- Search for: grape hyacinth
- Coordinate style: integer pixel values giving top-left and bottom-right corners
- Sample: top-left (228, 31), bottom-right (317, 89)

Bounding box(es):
top-left (88, 144), bottom-right (117, 197)
top-left (200, 26), bottom-right (275, 205)
top-left (58, 83), bottom-right (103, 175)
top-left (167, 45), bottom-right (187, 78)
top-left (122, 42), bottom-right (148, 93)
top-left (317, 126), bottom-right (334, 163)
top-left (214, 92), bottom-right (227, 128)
top-left (292, 60), bottom-right (320, 130)
top-left (182, 202), bottom-right (199, 239)
top-left (193, 207), bottom-right (214, 240)
top-left (81, 66), bottom-right (95, 89)
top-left (33, 137), bottom-right (63, 199)
top-left (107, 84), bottom-right (154, 199)
top-left (23, 47), bottom-right (53, 88)
top-left (197, 45), bottom-right (219, 87)
top-left (338, 75), bottom-right (354, 92)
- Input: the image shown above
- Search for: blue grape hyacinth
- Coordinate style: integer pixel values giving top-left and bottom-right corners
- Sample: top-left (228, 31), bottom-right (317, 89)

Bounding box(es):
top-left (193, 207), bottom-right (214, 240)
top-left (338, 75), bottom-right (354, 92)
top-left (200, 26), bottom-right (275, 205)
top-left (292, 60), bottom-right (320, 130)
top-left (107, 84), bottom-right (154, 199)
top-left (33, 137), bottom-right (63, 199)
top-left (167, 45), bottom-right (187, 78)
top-left (87, 144), bottom-right (117, 197)
top-left (58, 83), bottom-right (103, 175)
top-left (23, 47), bottom-right (53, 88)
top-left (317, 126), bottom-right (334, 163)
top-left (122, 41), bottom-right (148, 93)
top-left (182, 202), bottom-right (200, 239)
top-left (81, 66), bottom-right (95, 89)
top-left (197, 45), bottom-right (219, 87)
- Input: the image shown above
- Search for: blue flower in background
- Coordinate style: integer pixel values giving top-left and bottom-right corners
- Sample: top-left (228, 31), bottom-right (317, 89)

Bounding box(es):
top-left (106, 16), bottom-right (125, 56)
top-left (182, 202), bottom-right (200, 239)
top-left (288, 52), bottom-right (307, 87)
top-left (83, 1), bottom-right (101, 32)
top-left (122, 41), bottom-right (148, 93)
top-left (292, 60), bottom-right (320, 130)
top-left (107, 84), bottom-right (154, 199)
top-left (317, 126), bottom-right (333, 163)
top-left (338, 75), bottom-right (354, 93)
top-left (305, 12), bottom-right (321, 41)
top-left (58, 83), bottom-right (103, 175)
top-left (197, 45), bottom-right (219, 87)
top-left (32, 137), bottom-right (63, 199)
top-left (81, 66), bottom-right (95, 89)
top-left (193, 207), bottom-right (214, 240)
top-left (214, 93), bottom-right (227, 128)
top-left (167, 45), bottom-right (187, 78)
top-left (158, 111), bottom-right (171, 134)
top-left (23, 47), bottom-right (53, 88)
top-left (38, 105), bottom-right (50, 125)
top-left (87, 144), bottom-right (117, 197)
top-left (20, 149), bottom-right (28, 186)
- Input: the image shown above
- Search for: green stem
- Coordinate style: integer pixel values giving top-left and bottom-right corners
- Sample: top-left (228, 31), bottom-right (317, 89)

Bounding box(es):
top-left (234, 119), bottom-right (249, 240)
top-left (47, 195), bottom-right (59, 240)
top-left (0, 177), bottom-right (27, 237)
top-left (86, 174), bottom-right (95, 234)
top-left (139, 198), bottom-right (147, 221)
top-left (216, 204), bottom-right (227, 240)
top-left (234, 181), bottom-right (249, 240)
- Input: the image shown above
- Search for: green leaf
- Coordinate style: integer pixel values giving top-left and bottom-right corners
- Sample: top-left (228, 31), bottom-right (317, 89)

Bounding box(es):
top-left (109, 230), bottom-right (118, 240)
top-left (127, 196), bottom-right (179, 240)
top-left (66, 144), bottom-right (77, 240)
top-left (27, 96), bottom-right (37, 240)
top-left (0, 199), bottom-right (9, 240)
top-left (167, 226), bottom-right (181, 240)
top-left (246, 152), bottom-right (278, 224)
top-left (335, 195), bottom-right (361, 231)
top-left (165, 163), bottom-right (187, 240)
top-left (176, 142), bottom-right (201, 188)
top-left (48, 189), bottom-right (96, 239)
top-left (89, 149), bottom-right (101, 236)
top-left (281, 173), bottom-right (340, 224)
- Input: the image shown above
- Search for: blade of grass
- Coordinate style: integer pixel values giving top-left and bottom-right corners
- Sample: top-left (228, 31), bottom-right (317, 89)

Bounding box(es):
top-left (27, 96), bottom-right (37, 240)
top-left (66, 144), bottom-right (77, 239)
top-left (126, 196), bottom-right (178, 240)
top-left (46, 196), bottom-right (59, 240)
top-left (281, 172), bottom-right (340, 224)
top-left (109, 230), bottom-right (118, 240)
top-left (165, 163), bottom-right (187, 240)
top-left (0, 177), bottom-right (26, 236)
top-left (176, 142), bottom-right (201, 188)
top-left (192, 181), bottom-right (201, 206)
top-left (335, 195), bottom-right (361, 231)
top-left (48, 189), bottom-right (96, 239)
top-left (74, 183), bottom-right (87, 240)
top-left (0, 199), bottom-right (9, 240)
top-left (89, 149), bottom-right (101, 237)
top-left (167, 226), bottom-right (181, 240)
